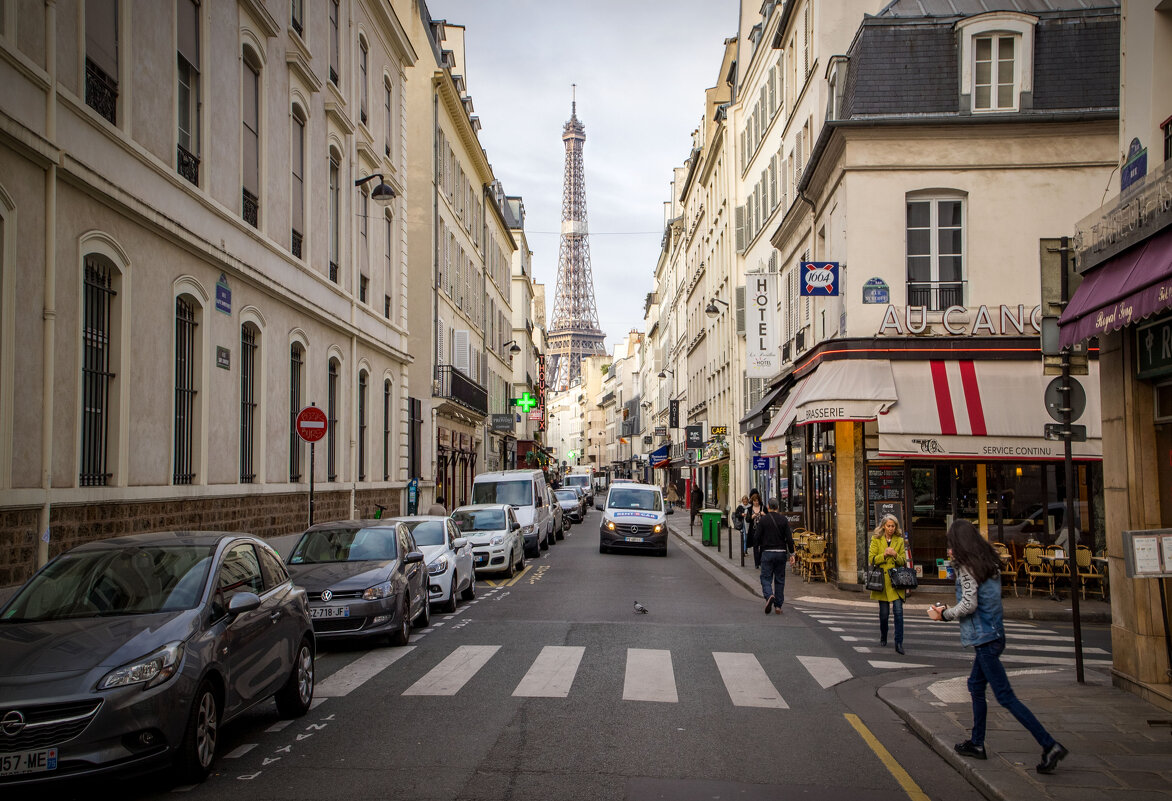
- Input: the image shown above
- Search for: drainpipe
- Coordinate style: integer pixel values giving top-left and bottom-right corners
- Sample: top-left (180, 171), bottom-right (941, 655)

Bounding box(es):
top-left (39, 1), bottom-right (59, 568)
top-left (431, 84), bottom-right (440, 501)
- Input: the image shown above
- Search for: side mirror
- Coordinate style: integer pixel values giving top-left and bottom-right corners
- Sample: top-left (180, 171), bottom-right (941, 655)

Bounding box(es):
top-left (403, 550), bottom-right (425, 565)
top-left (227, 592), bottom-right (261, 617)
top-left (452, 537), bottom-right (468, 550)
top-left (511, 522), bottom-right (520, 531)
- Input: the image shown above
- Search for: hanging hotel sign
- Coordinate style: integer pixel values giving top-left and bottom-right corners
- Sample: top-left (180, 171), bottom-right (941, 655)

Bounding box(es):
top-left (490, 413), bottom-right (513, 431)
top-left (536, 353), bottom-right (547, 431)
top-left (800, 262), bottom-right (839, 296)
top-left (746, 273), bottom-right (779, 378)
top-left (878, 305), bottom-right (1042, 336)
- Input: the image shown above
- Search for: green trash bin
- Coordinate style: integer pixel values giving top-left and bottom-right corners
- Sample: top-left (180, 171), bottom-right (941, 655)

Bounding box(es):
top-left (701, 509), bottom-right (722, 548)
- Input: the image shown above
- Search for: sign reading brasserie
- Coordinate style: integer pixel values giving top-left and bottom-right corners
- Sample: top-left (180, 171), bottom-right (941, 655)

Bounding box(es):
top-left (878, 304), bottom-right (1042, 336)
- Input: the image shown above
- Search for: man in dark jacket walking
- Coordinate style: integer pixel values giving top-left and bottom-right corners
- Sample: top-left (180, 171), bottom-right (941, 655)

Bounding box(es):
top-left (689, 484), bottom-right (704, 526)
top-left (757, 499), bottom-right (795, 614)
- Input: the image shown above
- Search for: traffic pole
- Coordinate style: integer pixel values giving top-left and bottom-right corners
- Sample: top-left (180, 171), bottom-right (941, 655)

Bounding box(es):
top-left (1060, 236), bottom-right (1085, 684)
top-left (309, 441), bottom-right (315, 527)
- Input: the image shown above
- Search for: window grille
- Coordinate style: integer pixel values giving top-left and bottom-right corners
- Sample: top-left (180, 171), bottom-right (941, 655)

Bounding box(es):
top-left (240, 325), bottom-right (257, 483)
top-left (173, 297), bottom-right (197, 485)
top-left (289, 344), bottom-right (303, 481)
top-left (408, 397), bottom-right (422, 479)
top-left (358, 371), bottom-right (368, 481)
top-left (383, 379), bottom-right (392, 480)
top-left (80, 257), bottom-right (116, 486)
top-left (328, 360), bottom-right (339, 481)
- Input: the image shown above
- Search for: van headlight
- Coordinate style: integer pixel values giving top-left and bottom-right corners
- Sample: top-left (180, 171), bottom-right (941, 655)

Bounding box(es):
top-left (606, 521), bottom-right (615, 530)
top-left (653, 524), bottom-right (663, 533)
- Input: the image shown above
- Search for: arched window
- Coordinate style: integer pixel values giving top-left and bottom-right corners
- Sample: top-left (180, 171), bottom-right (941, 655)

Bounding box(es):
top-left (329, 147), bottom-right (341, 283)
top-left (358, 35), bottom-right (369, 125)
top-left (358, 369), bottom-right (368, 481)
top-left (289, 341), bottom-right (305, 481)
top-left (240, 322), bottom-right (259, 483)
top-left (906, 192), bottom-right (966, 310)
top-left (327, 357), bottom-right (340, 481)
top-left (173, 294), bottom-right (201, 485)
top-left (291, 106), bottom-right (306, 257)
top-left (384, 208), bottom-right (394, 319)
top-left (242, 48), bottom-right (261, 227)
top-left (383, 378), bottom-right (393, 480)
top-left (80, 253), bottom-right (121, 486)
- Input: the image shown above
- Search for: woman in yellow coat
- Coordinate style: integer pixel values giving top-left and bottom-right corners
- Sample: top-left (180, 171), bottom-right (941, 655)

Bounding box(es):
top-left (869, 514), bottom-right (908, 654)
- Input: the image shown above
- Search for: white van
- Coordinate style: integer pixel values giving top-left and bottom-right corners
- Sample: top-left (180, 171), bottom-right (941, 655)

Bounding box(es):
top-left (471, 469), bottom-right (552, 558)
top-left (599, 482), bottom-right (667, 556)
top-left (563, 473), bottom-right (594, 508)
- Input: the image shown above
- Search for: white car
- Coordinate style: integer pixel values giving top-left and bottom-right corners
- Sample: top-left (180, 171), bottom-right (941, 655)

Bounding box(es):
top-left (390, 516), bottom-right (475, 612)
top-left (451, 504), bottom-right (526, 577)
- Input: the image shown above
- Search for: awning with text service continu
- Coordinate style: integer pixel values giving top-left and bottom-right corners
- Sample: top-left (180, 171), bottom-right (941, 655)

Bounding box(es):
top-left (877, 360), bottom-right (1102, 459)
top-left (1059, 224), bottom-right (1172, 347)
top-left (650, 444), bottom-right (671, 468)
top-left (759, 360), bottom-right (898, 455)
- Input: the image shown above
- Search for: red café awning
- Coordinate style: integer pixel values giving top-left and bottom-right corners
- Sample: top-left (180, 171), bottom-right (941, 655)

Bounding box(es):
top-left (1060, 224), bottom-right (1172, 347)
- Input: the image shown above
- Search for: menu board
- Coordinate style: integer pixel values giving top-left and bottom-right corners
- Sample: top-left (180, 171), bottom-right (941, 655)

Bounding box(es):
top-left (867, 464), bottom-right (904, 531)
top-left (1123, 529), bottom-right (1172, 578)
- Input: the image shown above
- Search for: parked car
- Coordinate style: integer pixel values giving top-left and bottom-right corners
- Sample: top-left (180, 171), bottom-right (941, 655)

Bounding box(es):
top-left (451, 504), bottom-right (526, 577)
top-left (555, 488), bottom-right (586, 523)
top-left (570, 486), bottom-right (590, 517)
top-left (387, 516), bottom-right (475, 612)
top-left (0, 531), bottom-right (315, 786)
top-left (472, 469), bottom-right (552, 557)
top-left (285, 520), bottom-right (429, 646)
top-left (563, 473), bottom-right (594, 507)
top-left (546, 484), bottom-right (566, 540)
top-left (599, 483), bottom-right (668, 556)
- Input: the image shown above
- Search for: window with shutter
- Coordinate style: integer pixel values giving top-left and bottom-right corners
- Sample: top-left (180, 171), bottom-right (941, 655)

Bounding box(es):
top-left (735, 205), bottom-right (746, 253)
top-left (735, 285), bottom-right (746, 335)
top-left (454, 330), bottom-right (471, 375)
top-left (436, 322), bottom-right (446, 366)
top-left (769, 156), bottom-right (778, 211)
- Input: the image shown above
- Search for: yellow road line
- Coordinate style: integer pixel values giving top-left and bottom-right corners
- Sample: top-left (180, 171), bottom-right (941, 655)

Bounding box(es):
top-left (844, 713), bottom-right (931, 801)
top-left (504, 564), bottom-right (532, 587)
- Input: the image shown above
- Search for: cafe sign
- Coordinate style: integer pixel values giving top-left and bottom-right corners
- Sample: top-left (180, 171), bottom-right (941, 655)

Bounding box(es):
top-left (878, 304), bottom-right (1042, 337)
top-left (1073, 155), bottom-right (1172, 273)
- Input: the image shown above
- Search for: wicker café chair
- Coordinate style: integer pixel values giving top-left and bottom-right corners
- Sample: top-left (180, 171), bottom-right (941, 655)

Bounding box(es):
top-left (1021, 544), bottom-right (1054, 597)
top-left (1074, 545), bottom-right (1105, 600)
top-left (992, 542), bottom-right (1018, 597)
top-left (805, 537), bottom-right (829, 583)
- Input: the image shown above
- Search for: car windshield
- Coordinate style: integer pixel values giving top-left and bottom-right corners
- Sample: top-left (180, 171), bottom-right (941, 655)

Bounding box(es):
top-left (555, 490), bottom-right (578, 501)
top-left (288, 527), bottom-right (398, 564)
top-left (1, 544), bottom-right (216, 622)
top-left (452, 509), bottom-right (505, 531)
top-left (472, 479), bottom-right (533, 506)
top-left (403, 520), bottom-right (447, 546)
top-left (565, 476), bottom-right (589, 488)
top-left (608, 488), bottom-right (662, 511)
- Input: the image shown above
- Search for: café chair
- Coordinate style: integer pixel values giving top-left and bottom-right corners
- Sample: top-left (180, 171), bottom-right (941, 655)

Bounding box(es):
top-left (805, 537), bottom-right (829, 583)
top-left (1021, 544), bottom-right (1054, 598)
top-left (1074, 545), bottom-right (1106, 600)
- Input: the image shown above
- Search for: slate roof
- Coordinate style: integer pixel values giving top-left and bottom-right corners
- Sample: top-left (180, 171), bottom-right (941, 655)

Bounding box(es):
top-left (841, 4), bottom-right (1119, 119)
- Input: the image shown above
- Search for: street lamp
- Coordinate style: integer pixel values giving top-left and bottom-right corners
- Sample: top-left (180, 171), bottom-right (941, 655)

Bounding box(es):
top-left (501, 339), bottom-right (522, 354)
top-left (657, 368), bottom-right (675, 379)
top-left (354, 173), bottom-right (396, 205)
top-left (705, 297), bottom-right (730, 318)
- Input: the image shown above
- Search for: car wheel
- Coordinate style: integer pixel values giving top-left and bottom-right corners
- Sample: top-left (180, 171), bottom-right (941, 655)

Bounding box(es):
top-left (176, 680), bottom-right (219, 784)
top-left (504, 551), bottom-right (516, 579)
top-left (517, 547), bottom-right (526, 571)
top-left (390, 595), bottom-right (411, 646)
top-left (540, 532), bottom-right (550, 551)
top-left (275, 637), bottom-right (314, 718)
top-left (461, 573), bottom-right (476, 601)
top-left (415, 592), bottom-right (433, 627)
top-left (441, 580), bottom-right (458, 613)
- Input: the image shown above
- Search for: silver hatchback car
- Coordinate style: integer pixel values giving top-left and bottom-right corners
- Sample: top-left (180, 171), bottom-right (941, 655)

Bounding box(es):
top-left (0, 532), bottom-right (315, 786)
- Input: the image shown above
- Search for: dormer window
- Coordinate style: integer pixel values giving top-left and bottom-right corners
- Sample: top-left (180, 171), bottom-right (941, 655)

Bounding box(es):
top-left (956, 12), bottom-right (1037, 114)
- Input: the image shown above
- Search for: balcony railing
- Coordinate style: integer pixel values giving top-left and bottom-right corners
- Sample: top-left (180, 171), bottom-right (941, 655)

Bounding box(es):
top-left (907, 280), bottom-right (966, 311)
top-left (291, 229), bottom-right (303, 259)
top-left (242, 188), bottom-right (259, 228)
top-left (85, 58), bottom-right (117, 124)
top-left (434, 365), bottom-right (487, 416)
top-left (177, 144), bottom-right (199, 186)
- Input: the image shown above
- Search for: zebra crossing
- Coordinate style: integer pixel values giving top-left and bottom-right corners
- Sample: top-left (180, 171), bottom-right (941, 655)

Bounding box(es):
top-left (793, 604), bottom-right (1113, 669)
top-left (307, 642), bottom-right (858, 711)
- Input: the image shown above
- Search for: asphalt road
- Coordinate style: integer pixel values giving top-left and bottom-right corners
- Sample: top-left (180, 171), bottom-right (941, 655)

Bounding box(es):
top-left (22, 505), bottom-right (1113, 801)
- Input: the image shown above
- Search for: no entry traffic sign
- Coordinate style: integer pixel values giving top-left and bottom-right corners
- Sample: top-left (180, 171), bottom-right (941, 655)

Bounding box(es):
top-left (295, 405), bottom-right (328, 443)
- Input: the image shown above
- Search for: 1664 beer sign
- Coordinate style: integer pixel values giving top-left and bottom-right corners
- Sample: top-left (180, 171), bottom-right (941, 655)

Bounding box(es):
top-left (800, 262), bottom-right (839, 296)
top-left (747, 273), bottom-right (779, 379)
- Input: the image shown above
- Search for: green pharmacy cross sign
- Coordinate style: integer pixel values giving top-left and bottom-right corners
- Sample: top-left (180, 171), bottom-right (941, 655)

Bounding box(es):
top-left (514, 392), bottom-right (538, 413)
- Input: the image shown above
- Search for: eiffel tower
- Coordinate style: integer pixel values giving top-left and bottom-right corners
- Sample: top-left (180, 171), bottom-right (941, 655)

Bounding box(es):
top-left (547, 89), bottom-right (606, 392)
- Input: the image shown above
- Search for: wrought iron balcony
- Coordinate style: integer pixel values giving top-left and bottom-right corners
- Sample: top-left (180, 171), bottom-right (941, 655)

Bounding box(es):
top-left (329, 260), bottom-right (339, 283)
top-left (242, 188), bottom-right (259, 228)
top-left (907, 281), bottom-right (966, 311)
top-left (434, 365), bottom-right (487, 416)
top-left (177, 144), bottom-right (199, 185)
top-left (85, 58), bottom-right (117, 124)
top-left (291, 229), bottom-right (303, 259)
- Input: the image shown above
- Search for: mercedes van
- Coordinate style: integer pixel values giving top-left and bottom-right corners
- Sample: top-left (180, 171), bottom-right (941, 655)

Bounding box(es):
top-left (599, 482), bottom-right (667, 556)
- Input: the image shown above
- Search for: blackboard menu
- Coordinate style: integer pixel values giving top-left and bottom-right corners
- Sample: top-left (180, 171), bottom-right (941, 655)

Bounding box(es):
top-left (867, 464), bottom-right (904, 531)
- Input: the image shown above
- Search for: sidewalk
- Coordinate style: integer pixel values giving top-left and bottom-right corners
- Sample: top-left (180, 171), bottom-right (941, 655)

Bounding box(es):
top-left (670, 521), bottom-right (1172, 801)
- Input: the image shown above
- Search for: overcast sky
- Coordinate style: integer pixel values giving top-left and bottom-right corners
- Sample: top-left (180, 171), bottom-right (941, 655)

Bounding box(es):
top-left (429, 0), bottom-right (740, 353)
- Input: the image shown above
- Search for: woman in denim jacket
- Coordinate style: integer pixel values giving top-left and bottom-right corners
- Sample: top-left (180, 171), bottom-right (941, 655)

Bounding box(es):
top-left (928, 520), bottom-right (1068, 775)
top-left (867, 514), bottom-right (907, 654)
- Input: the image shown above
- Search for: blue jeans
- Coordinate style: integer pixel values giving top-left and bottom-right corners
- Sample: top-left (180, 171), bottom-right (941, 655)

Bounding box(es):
top-left (878, 599), bottom-right (904, 646)
top-left (740, 520), bottom-right (749, 554)
top-left (760, 551), bottom-right (789, 605)
top-left (968, 636), bottom-right (1055, 748)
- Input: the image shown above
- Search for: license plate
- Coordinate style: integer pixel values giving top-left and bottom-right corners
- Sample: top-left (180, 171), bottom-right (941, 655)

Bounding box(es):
top-left (624, 536), bottom-right (644, 543)
top-left (310, 606), bottom-right (349, 619)
top-left (474, 555), bottom-right (487, 565)
top-left (0, 748), bottom-right (57, 777)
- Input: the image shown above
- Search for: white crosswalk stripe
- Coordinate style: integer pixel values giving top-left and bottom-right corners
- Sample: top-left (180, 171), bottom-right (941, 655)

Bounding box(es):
top-left (513, 645), bottom-right (585, 698)
top-left (795, 655), bottom-right (853, 689)
top-left (713, 652), bottom-right (788, 708)
top-left (623, 648), bottom-right (677, 703)
top-left (316, 646), bottom-right (415, 698)
top-left (403, 645), bottom-right (500, 696)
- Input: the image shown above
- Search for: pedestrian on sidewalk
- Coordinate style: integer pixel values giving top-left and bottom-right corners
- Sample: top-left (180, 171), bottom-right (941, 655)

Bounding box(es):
top-left (748, 493), bottom-right (765, 568)
top-left (427, 495), bottom-right (447, 516)
top-left (758, 500), bottom-right (795, 614)
top-left (689, 484), bottom-right (703, 527)
top-left (733, 495), bottom-right (751, 556)
top-left (928, 519), bottom-right (1069, 775)
top-left (868, 514), bottom-right (907, 654)
top-left (665, 483), bottom-right (679, 513)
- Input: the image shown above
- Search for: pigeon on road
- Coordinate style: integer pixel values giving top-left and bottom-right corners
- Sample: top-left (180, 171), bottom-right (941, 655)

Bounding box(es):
top-left (634, 601), bottom-right (648, 614)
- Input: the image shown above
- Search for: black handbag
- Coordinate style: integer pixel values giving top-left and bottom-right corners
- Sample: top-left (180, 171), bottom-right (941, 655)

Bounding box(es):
top-left (864, 564), bottom-right (886, 591)
top-left (889, 565), bottom-right (919, 589)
